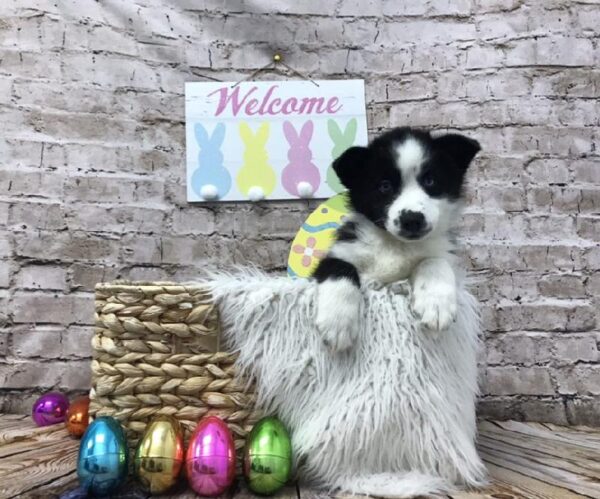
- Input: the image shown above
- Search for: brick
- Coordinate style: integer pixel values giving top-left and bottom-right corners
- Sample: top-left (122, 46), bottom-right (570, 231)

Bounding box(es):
top-left (258, 0), bottom-right (336, 15)
top-left (120, 234), bottom-right (162, 264)
top-left (16, 265), bottom-right (67, 291)
top-left (476, 185), bottom-right (526, 212)
top-left (490, 273), bottom-right (538, 301)
top-left (62, 53), bottom-right (160, 90)
top-left (474, 0), bottom-right (523, 13)
top-left (87, 25), bottom-right (139, 57)
top-left (505, 37), bottom-right (595, 67)
top-left (59, 360), bottom-right (92, 390)
top-left (11, 291), bottom-right (94, 325)
top-left (338, 0), bottom-right (382, 16)
top-left (63, 143), bottom-right (168, 175)
top-left (577, 216), bottom-right (600, 241)
top-left (382, 2), bottom-right (428, 16)
top-left (527, 159), bottom-right (570, 185)
top-left (532, 70), bottom-right (600, 99)
top-left (513, 398), bottom-right (568, 425)
top-left (0, 170), bottom-right (65, 199)
top-left (61, 326), bottom-right (93, 358)
top-left (0, 233), bottom-right (11, 259)
top-left (0, 202), bottom-right (8, 226)
top-left (214, 208), bottom-right (307, 239)
top-left (554, 334), bottom-right (600, 365)
top-left (556, 366), bottom-right (600, 396)
top-left (119, 265), bottom-right (170, 282)
top-left (493, 301), bottom-right (596, 332)
top-left (64, 176), bottom-right (164, 204)
top-left (368, 76), bottom-right (437, 103)
top-left (575, 188), bottom-right (600, 214)
top-left (484, 366), bottom-right (555, 395)
top-left (575, 5), bottom-right (600, 34)
top-left (0, 260), bottom-right (9, 288)
top-left (10, 326), bottom-right (63, 358)
top-left (460, 45), bottom-right (505, 69)
top-left (68, 263), bottom-right (119, 292)
top-left (0, 49), bottom-right (62, 79)
top-left (538, 274), bottom-right (586, 299)
top-left (486, 332), bottom-right (554, 366)
top-left (66, 205), bottom-right (168, 234)
top-left (14, 231), bottom-right (120, 263)
top-left (381, 20), bottom-right (477, 46)
top-left (427, 0), bottom-right (472, 16)
top-left (0, 362), bottom-right (62, 389)
top-left (566, 398), bottom-right (600, 426)
top-left (9, 202), bottom-right (66, 230)
top-left (172, 207), bottom-right (216, 235)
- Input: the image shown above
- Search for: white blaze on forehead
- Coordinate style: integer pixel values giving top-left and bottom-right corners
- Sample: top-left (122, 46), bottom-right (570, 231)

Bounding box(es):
top-left (395, 138), bottom-right (425, 176)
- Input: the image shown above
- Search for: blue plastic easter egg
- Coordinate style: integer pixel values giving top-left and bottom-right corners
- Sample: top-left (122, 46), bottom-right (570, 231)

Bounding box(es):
top-left (77, 416), bottom-right (128, 496)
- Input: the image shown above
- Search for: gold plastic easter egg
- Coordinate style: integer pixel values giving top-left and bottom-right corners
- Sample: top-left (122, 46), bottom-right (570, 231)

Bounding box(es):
top-left (134, 415), bottom-right (184, 494)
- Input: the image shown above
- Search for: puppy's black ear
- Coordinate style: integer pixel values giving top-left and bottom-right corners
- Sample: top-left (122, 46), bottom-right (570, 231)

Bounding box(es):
top-left (332, 146), bottom-right (369, 189)
top-left (434, 134), bottom-right (481, 170)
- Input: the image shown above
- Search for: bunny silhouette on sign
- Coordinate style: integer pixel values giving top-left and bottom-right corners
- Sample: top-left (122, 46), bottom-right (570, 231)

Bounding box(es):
top-left (281, 120), bottom-right (321, 198)
top-left (191, 123), bottom-right (231, 200)
top-left (327, 118), bottom-right (357, 193)
top-left (237, 122), bottom-right (276, 201)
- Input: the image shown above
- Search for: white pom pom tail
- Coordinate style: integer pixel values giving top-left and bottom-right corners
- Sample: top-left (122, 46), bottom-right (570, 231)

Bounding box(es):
top-left (200, 184), bottom-right (219, 200)
top-left (297, 181), bottom-right (314, 198)
top-left (248, 186), bottom-right (265, 202)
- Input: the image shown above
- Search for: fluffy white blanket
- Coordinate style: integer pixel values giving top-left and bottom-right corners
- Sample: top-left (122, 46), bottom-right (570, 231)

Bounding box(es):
top-left (205, 270), bottom-right (486, 498)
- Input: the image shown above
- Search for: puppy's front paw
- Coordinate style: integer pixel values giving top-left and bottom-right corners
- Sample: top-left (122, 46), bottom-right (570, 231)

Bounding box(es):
top-left (316, 306), bottom-right (358, 352)
top-left (412, 282), bottom-right (457, 332)
top-left (315, 280), bottom-right (361, 353)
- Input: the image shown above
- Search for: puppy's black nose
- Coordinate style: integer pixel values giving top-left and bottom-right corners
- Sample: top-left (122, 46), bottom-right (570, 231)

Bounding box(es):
top-left (399, 210), bottom-right (426, 235)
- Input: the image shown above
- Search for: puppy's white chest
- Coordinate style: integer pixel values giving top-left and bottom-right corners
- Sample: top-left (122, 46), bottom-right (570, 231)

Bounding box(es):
top-left (361, 239), bottom-right (420, 284)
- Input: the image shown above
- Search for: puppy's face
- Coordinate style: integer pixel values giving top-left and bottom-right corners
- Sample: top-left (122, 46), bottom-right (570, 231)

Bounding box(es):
top-left (332, 128), bottom-right (480, 242)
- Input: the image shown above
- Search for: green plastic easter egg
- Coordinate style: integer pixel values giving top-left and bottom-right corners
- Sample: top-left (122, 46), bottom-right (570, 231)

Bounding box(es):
top-left (243, 417), bottom-right (292, 495)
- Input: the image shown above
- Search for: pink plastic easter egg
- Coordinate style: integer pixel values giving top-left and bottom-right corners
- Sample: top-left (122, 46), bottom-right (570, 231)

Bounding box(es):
top-left (32, 392), bottom-right (69, 426)
top-left (186, 416), bottom-right (236, 496)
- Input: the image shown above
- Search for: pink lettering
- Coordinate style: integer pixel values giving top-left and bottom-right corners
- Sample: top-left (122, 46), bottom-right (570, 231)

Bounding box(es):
top-left (267, 98), bottom-right (282, 115)
top-left (258, 85), bottom-right (277, 114)
top-left (208, 84), bottom-right (344, 117)
top-left (297, 97), bottom-right (325, 114)
top-left (281, 97), bottom-right (299, 115)
top-left (208, 85), bottom-right (258, 117)
top-left (326, 97), bottom-right (342, 113)
top-left (245, 98), bottom-right (259, 115)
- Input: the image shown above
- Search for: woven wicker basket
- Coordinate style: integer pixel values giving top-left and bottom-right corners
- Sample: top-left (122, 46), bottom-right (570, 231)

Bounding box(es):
top-left (90, 281), bottom-right (262, 452)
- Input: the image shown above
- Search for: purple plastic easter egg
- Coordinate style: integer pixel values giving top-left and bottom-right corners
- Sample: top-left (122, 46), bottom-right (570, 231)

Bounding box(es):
top-left (32, 392), bottom-right (69, 426)
top-left (186, 416), bottom-right (236, 497)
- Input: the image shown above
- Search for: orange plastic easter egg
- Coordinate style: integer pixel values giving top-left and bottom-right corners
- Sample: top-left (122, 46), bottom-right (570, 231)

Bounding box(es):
top-left (66, 396), bottom-right (90, 437)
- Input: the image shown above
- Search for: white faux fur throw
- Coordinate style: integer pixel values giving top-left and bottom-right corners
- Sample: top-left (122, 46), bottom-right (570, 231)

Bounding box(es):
top-left (205, 270), bottom-right (486, 498)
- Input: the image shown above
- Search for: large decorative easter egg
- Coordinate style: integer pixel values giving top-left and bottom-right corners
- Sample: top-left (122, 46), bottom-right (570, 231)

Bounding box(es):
top-left (243, 417), bottom-right (292, 495)
top-left (134, 415), bottom-right (184, 494)
top-left (32, 392), bottom-right (69, 427)
top-left (66, 396), bottom-right (90, 437)
top-left (287, 193), bottom-right (349, 279)
top-left (77, 416), bottom-right (128, 496)
top-left (186, 416), bottom-right (236, 497)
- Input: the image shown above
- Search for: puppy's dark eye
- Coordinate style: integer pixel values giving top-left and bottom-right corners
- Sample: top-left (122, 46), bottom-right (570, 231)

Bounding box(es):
top-left (378, 180), bottom-right (392, 193)
top-left (422, 172), bottom-right (434, 188)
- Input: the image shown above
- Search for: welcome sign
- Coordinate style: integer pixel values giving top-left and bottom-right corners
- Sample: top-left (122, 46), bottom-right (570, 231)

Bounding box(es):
top-left (185, 80), bottom-right (368, 202)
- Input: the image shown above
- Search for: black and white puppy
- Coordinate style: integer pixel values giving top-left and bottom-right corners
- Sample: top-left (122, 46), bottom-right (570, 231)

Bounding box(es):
top-left (312, 127), bottom-right (480, 352)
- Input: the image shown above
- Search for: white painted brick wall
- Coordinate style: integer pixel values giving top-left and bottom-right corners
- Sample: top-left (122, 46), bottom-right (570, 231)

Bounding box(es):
top-left (0, 0), bottom-right (598, 424)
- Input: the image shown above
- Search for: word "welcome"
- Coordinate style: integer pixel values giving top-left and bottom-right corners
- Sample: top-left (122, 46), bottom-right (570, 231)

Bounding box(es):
top-left (208, 85), bottom-right (343, 117)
